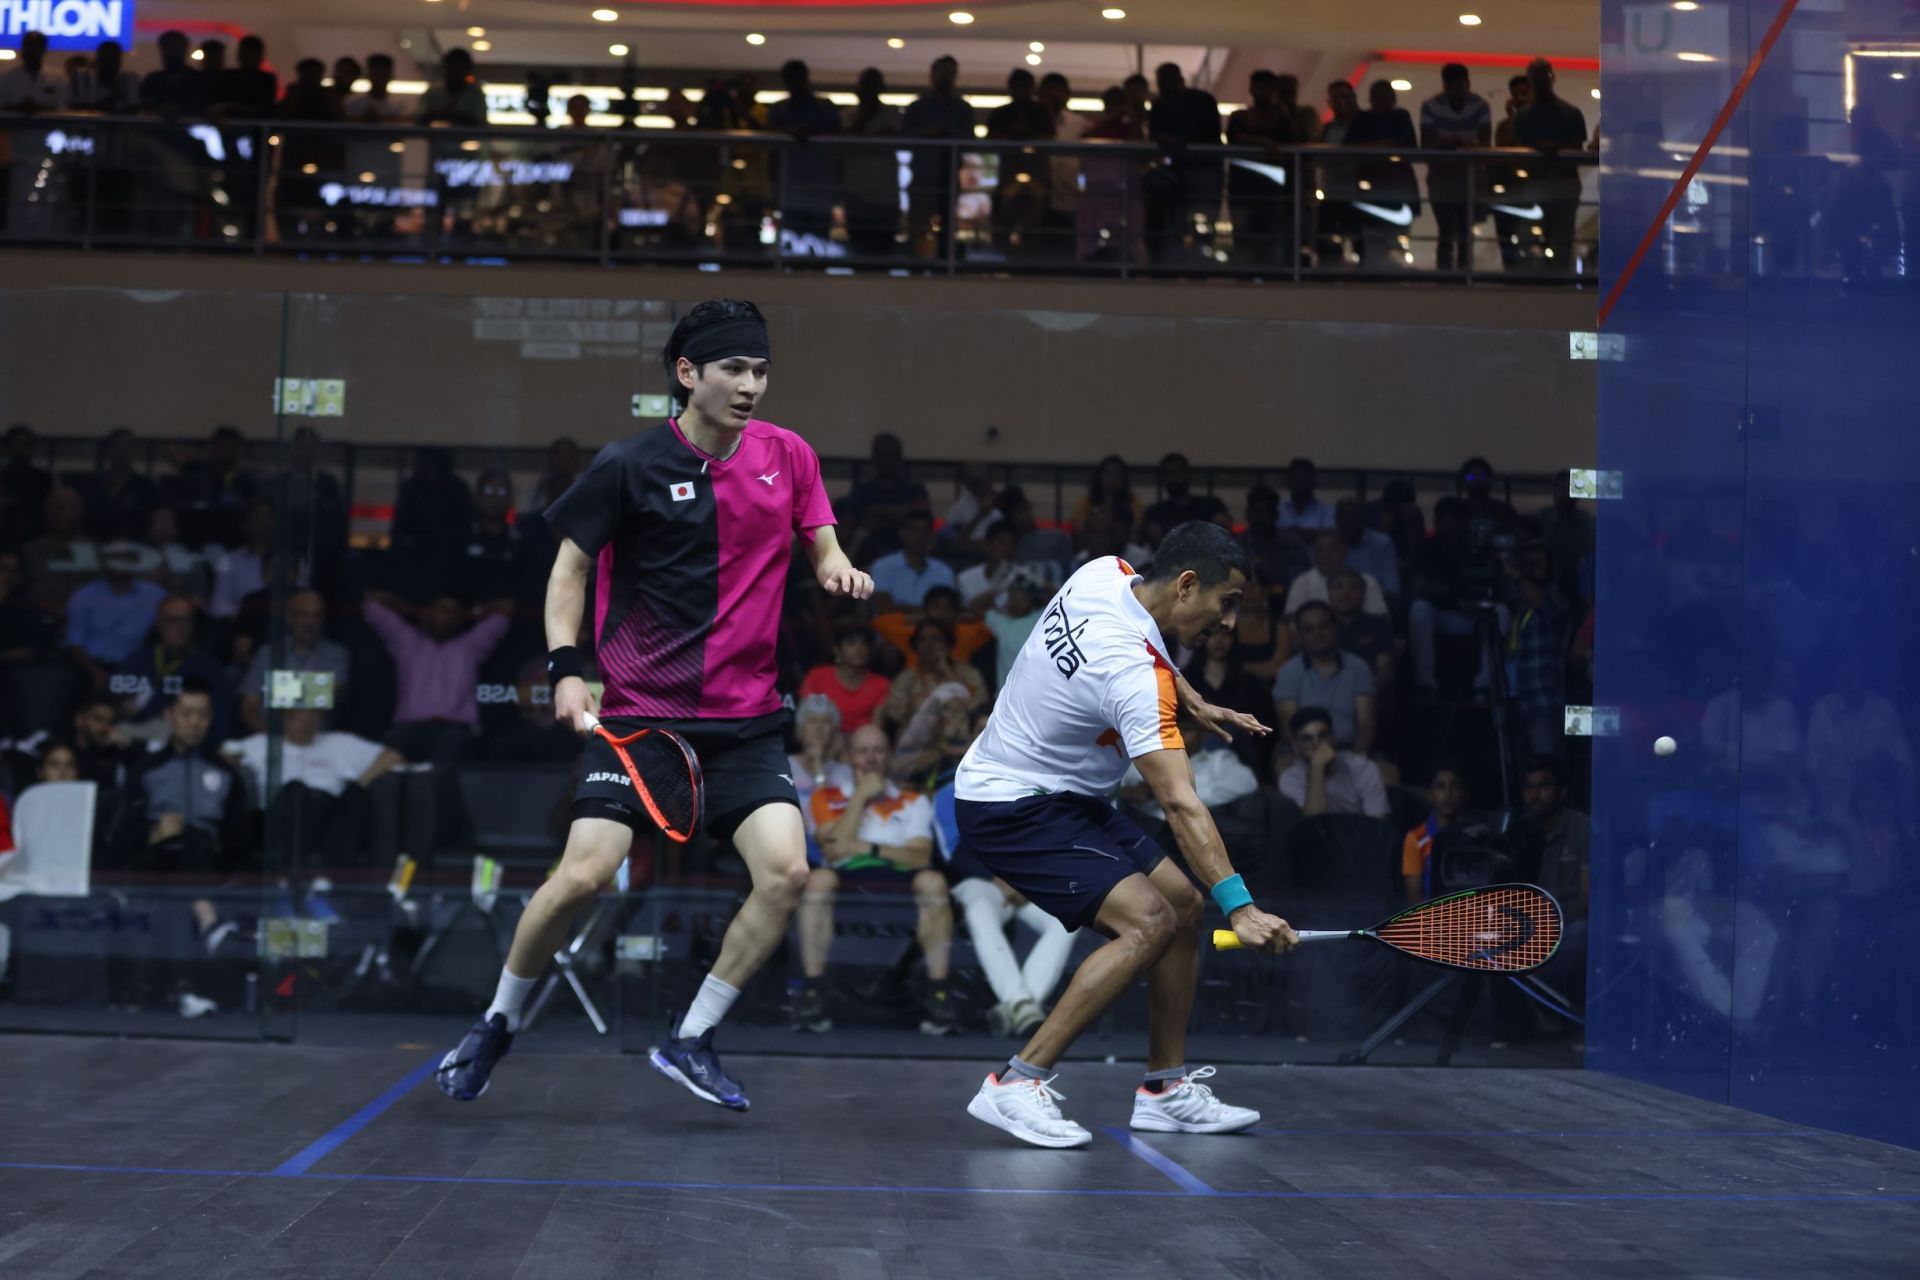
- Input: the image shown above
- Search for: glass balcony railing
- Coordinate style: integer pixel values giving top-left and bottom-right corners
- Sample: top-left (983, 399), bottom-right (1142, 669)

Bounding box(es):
top-left (0, 114), bottom-right (1600, 282)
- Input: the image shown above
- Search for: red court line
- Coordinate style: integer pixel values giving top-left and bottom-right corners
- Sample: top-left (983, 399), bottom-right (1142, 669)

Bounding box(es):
top-left (1595, 0), bottom-right (1805, 329)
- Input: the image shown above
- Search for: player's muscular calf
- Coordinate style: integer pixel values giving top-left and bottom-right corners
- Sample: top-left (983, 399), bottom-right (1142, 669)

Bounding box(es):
top-left (1014, 873), bottom-right (1177, 1069)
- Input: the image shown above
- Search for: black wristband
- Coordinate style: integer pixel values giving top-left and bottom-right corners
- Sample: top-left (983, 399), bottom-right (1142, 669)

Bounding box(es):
top-left (547, 646), bottom-right (586, 687)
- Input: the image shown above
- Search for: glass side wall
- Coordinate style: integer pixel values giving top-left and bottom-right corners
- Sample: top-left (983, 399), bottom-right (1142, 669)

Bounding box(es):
top-left (4, 285), bottom-right (1597, 1069)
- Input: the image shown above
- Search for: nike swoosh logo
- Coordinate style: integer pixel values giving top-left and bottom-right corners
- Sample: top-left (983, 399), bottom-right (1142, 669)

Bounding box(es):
top-left (1227, 158), bottom-right (1288, 187)
top-left (1353, 202), bottom-right (1415, 227)
top-left (1489, 203), bottom-right (1545, 220)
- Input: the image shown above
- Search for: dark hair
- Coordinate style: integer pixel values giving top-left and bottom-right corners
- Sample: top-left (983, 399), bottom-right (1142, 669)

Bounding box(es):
top-left (1459, 454), bottom-right (1495, 479)
top-left (1523, 755), bottom-right (1563, 785)
top-left (1040, 72), bottom-right (1069, 92)
top-left (1292, 599), bottom-right (1336, 629)
top-left (983, 519), bottom-right (1015, 543)
top-left (1250, 69), bottom-right (1278, 87)
top-left (1287, 456), bottom-right (1316, 476)
top-left (77, 693), bottom-right (118, 718)
top-left (368, 53), bottom-right (394, 69)
top-left (1088, 453), bottom-right (1134, 519)
top-left (1009, 68), bottom-right (1036, 89)
top-left (175, 676), bottom-right (215, 703)
top-left (932, 55), bottom-right (958, 72)
top-left (1509, 74), bottom-right (1530, 92)
top-left (923, 584), bottom-right (960, 610)
top-left (781, 59), bottom-right (808, 81)
top-left (1329, 79), bottom-right (1354, 94)
top-left (211, 424), bottom-right (242, 442)
top-left (912, 617), bottom-right (953, 650)
top-left (1442, 62), bottom-right (1470, 82)
top-left (1144, 521), bottom-right (1250, 588)
top-left (1328, 568), bottom-right (1365, 591)
top-left (1156, 61), bottom-right (1182, 80)
top-left (238, 34), bottom-right (264, 53)
top-left (832, 620), bottom-right (872, 648)
top-left (1246, 484), bottom-right (1279, 510)
top-left (902, 508), bottom-right (933, 527)
top-left (1427, 758), bottom-right (1469, 788)
top-left (1158, 451), bottom-right (1189, 470)
top-left (663, 299), bottom-right (766, 410)
top-left (1289, 706), bottom-right (1332, 736)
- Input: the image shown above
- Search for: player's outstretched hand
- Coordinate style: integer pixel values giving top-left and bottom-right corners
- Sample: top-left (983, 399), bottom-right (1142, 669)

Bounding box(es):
top-left (1230, 906), bottom-right (1300, 954)
top-left (1190, 698), bottom-right (1271, 745)
top-left (820, 563), bottom-right (874, 600)
top-left (554, 675), bottom-right (596, 734)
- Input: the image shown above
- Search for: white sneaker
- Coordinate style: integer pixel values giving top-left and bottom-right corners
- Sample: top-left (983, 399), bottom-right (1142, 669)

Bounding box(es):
top-left (1128, 1066), bottom-right (1260, 1134)
top-left (967, 1072), bottom-right (1093, 1149)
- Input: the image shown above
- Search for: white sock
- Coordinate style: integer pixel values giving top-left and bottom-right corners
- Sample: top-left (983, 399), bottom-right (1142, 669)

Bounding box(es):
top-left (676, 975), bottom-right (741, 1040)
top-left (485, 969), bottom-right (539, 1033)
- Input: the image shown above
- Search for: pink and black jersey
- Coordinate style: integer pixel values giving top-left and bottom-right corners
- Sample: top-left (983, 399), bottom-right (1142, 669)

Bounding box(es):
top-left (545, 418), bottom-right (836, 721)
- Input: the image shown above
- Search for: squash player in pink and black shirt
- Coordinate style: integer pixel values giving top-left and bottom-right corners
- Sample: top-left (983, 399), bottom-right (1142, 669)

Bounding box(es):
top-left (437, 300), bottom-right (873, 1110)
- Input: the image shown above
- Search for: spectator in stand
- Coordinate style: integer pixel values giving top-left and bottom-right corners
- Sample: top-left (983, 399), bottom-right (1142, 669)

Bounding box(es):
top-left (21, 487), bottom-right (93, 614)
top-left (957, 520), bottom-right (1022, 616)
top-left (1277, 457), bottom-right (1334, 531)
top-left (842, 68), bottom-right (905, 259)
top-left (1040, 72), bottom-right (1089, 257)
top-left (211, 500), bottom-right (308, 621)
top-left (840, 432), bottom-right (931, 562)
top-left (1538, 469), bottom-right (1595, 604)
top-left (1238, 485), bottom-right (1310, 592)
top-left (1184, 624), bottom-right (1279, 775)
top-left (60, 694), bottom-right (138, 788)
top-left (0, 30), bottom-right (59, 112)
top-left (1402, 761), bottom-right (1469, 901)
top-left (1347, 80), bottom-right (1421, 266)
top-left (1420, 64), bottom-right (1493, 272)
top-left (1806, 661), bottom-right (1914, 829)
top-left (1285, 530), bottom-right (1390, 618)
top-left (391, 448), bottom-right (474, 559)
top-left (984, 571), bottom-right (1043, 690)
top-left (239, 590), bottom-right (350, 735)
top-left (483, 654), bottom-right (584, 764)
top-left (997, 487), bottom-right (1075, 589)
top-left (986, 68), bottom-right (1054, 258)
top-left (112, 595), bottom-right (234, 744)
top-left (418, 48), bottom-right (487, 126)
top-left (1074, 507), bottom-right (1153, 575)
top-left (81, 429), bottom-right (159, 542)
top-left (209, 35), bottom-right (279, 120)
top-left (173, 425), bottom-right (259, 549)
top-left (137, 30), bottom-right (206, 119)
top-left (1227, 564), bottom-right (1289, 682)
top-left (942, 460), bottom-right (1002, 552)
top-left (275, 427), bottom-right (350, 592)
top-left (66, 555), bottom-right (168, 681)
top-left (364, 590), bottom-right (512, 769)
top-left (1369, 476), bottom-right (1427, 562)
top-left (227, 707), bottom-right (402, 868)
top-left (1459, 455), bottom-right (1520, 537)
top-left (790, 694), bottom-right (855, 840)
top-left (800, 622), bottom-right (892, 734)
top-left (1519, 756), bottom-right (1588, 918)
top-left (527, 437), bottom-right (583, 513)
top-left (1272, 601), bottom-right (1376, 756)
top-left (1, 424), bottom-right (52, 544)
top-left (130, 679), bottom-right (248, 876)
top-left (1489, 74), bottom-right (1535, 270)
top-left (346, 53), bottom-right (409, 123)
top-left (1328, 568), bottom-right (1395, 689)
top-left (1070, 454), bottom-right (1137, 539)
top-left (277, 58), bottom-right (346, 239)
top-left (1226, 70), bottom-right (1299, 267)
top-left (329, 57), bottom-right (362, 111)
top-left (903, 55), bottom-right (976, 262)
top-left (1142, 453), bottom-right (1230, 532)
top-left (1078, 85), bottom-right (1148, 263)
top-left (869, 510), bottom-right (957, 611)
top-left (1409, 495), bottom-right (1504, 695)
top-left (197, 40), bottom-right (227, 78)
top-left (1333, 496), bottom-right (1401, 598)
top-left (0, 550), bottom-right (54, 677)
top-left (1275, 73), bottom-right (1319, 143)
top-left (456, 467), bottom-right (548, 600)
top-left (1506, 541), bottom-right (1571, 755)
top-left (1279, 706), bottom-right (1389, 818)
top-left (768, 59), bottom-right (842, 247)
top-left (1313, 79), bottom-right (1363, 263)
top-left (880, 618), bottom-right (987, 779)
top-left (1514, 59), bottom-right (1588, 272)
top-left (796, 723), bottom-right (954, 1035)
top-left (1146, 61), bottom-right (1222, 264)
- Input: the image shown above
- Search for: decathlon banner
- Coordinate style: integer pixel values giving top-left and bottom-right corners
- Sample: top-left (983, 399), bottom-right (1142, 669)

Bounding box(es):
top-left (0, 0), bottom-right (136, 51)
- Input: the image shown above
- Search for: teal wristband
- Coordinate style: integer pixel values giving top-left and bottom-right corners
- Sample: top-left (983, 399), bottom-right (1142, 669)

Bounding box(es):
top-left (1210, 874), bottom-right (1254, 916)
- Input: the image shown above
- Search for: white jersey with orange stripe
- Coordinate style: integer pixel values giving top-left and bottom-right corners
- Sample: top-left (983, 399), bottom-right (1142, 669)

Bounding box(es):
top-left (955, 556), bottom-right (1183, 803)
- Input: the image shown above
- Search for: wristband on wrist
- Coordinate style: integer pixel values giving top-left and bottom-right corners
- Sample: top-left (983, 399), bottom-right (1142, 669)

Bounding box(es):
top-left (1210, 873), bottom-right (1254, 916)
top-left (546, 645), bottom-right (585, 687)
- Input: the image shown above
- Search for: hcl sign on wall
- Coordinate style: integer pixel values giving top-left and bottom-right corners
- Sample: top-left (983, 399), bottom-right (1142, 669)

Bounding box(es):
top-left (0, 1), bottom-right (135, 50)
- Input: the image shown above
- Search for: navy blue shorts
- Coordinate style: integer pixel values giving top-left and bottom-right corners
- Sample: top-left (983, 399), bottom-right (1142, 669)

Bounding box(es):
top-left (953, 793), bottom-right (1165, 931)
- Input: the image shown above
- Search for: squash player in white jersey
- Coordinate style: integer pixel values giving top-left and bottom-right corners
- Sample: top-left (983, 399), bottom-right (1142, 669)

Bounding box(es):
top-left (953, 521), bottom-right (1300, 1148)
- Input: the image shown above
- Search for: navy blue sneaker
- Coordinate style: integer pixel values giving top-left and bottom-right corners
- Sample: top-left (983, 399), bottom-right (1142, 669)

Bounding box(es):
top-left (436, 1013), bottom-right (513, 1101)
top-left (649, 1025), bottom-right (749, 1111)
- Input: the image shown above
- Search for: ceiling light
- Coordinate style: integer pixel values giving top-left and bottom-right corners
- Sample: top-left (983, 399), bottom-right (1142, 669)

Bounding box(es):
top-left (1458, 13), bottom-right (1482, 25)
top-left (610, 43), bottom-right (629, 56)
top-left (467, 26), bottom-right (485, 37)
top-left (949, 11), bottom-right (974, 24)
top-left (1101, 7), bottom-right (1126, 18)
top-left (0, 49), bottom-right (13, 61)
top-left (1896, 71), bottom-right (1911, 80)
top-left (887, 37), bottom-right (905, 48)
top-left (190, 49), bottom-right (204, 61)
top-left (1672, 1), bottom-right (1699, 8)
top-left (1026, 53), bottom-right (1042, 65)
top-left (746, 32), bottom-right (766, 44)
top-left (593, 8), bottom-right (618, 19)
top-left (1591, 87), bottom-right (1602, 98)
top-left (1030, 41), bottom-right (1045, 52)
top-left (471, 39), bottom-right (492, 51)
top-left (1390, 78), bottom-right (1412, 91)
top-left (1676, 51), bottom-right (1714, 61)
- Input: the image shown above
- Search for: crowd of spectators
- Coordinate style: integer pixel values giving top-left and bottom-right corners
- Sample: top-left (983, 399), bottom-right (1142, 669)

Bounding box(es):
top-left (0, 418), bottom-right (1611, 1036)
top-left (1, 29), bottom-right (1592, 271)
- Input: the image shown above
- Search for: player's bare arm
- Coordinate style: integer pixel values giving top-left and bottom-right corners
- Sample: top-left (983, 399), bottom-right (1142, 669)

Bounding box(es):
top-left (546, 537), bottom-right (595, 732)
top-left (808, 525), bottom-right (872, 600)
top-left (1132, 748), bottom-right (1298, 953)
top-left (1173, 668), bottom-right (1270, 743)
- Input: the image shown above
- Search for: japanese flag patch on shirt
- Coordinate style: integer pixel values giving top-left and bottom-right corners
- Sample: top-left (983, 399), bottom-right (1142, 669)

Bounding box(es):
top-left (670, 481), bottom-right (695, 502)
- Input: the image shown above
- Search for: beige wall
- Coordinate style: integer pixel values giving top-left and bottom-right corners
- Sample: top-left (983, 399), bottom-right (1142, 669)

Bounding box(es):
top-left (0, 252), bottom-right (1596, 474)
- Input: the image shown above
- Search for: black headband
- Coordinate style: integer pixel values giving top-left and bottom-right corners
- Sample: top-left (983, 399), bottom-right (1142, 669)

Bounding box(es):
top-left (678, 317), bottom-right (770, 366)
